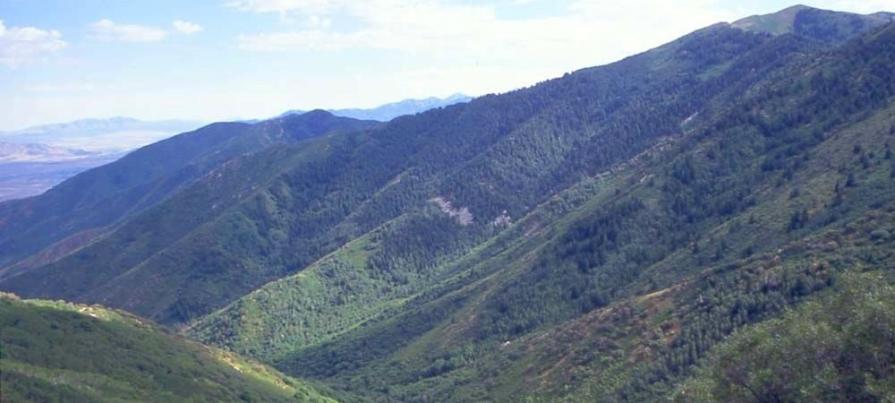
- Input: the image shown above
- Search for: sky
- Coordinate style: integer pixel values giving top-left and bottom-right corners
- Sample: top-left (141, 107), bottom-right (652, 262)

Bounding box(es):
top-left (1, 0), bottom-right (894, 130)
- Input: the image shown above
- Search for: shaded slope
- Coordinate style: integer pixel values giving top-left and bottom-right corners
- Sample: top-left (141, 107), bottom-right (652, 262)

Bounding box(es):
top-left (0, 111), bottom-right (378, 270)
top-left (0, 294), bottom-right (334, 403)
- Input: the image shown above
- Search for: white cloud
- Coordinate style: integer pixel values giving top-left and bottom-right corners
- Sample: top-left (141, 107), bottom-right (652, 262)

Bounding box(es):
top-left (90, 19), bottom-right (167, 42)
top-left (0, 19), bottom-right (67, 67)
top-left (173, 20), bottom-right (203, 34)
top-left (226, 0), bottom-right (337, 14)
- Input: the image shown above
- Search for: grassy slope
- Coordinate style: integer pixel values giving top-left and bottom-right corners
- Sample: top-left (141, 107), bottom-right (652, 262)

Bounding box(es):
top-left (0, 294), bottom-right (335, 403)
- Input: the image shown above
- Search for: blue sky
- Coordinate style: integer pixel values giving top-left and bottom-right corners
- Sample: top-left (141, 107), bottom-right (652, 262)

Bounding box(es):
top-left (1, 0), bottom-right (893, 130)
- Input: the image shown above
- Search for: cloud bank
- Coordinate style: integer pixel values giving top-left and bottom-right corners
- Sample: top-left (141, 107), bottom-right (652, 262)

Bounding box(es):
top-left (0, 19), bottom-right (67, 67)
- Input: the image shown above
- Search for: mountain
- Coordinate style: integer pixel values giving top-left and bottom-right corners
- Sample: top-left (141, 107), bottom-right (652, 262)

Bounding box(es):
top-left (0, 111), bottom-right (380, 270)
top-left (281, 94), bottom-right (472, 122)
top-left (2, 5), bottom-right (895, 402)
top-left (0, 293), bottom-right (334, 402)
top-left (0, 20), bottom-right (774, 324)
top-left (0, 117), bottom-right (203, 153)
top-left (184, 14), bottom-right (895, 400)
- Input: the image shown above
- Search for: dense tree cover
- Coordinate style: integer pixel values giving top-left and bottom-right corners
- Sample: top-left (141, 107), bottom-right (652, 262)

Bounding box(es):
top-left (0, 294), bottom-right (334, 402)
top-left (474, 22), bottom-right (895, 346)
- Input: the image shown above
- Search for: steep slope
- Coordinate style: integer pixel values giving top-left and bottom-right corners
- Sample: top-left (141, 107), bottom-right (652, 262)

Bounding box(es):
top-left (191, 14), bottom-right (895, 402)
top-left (0, 111), bottom-right (378, 269)
top-left (0, 293), bottom-right (334, 402)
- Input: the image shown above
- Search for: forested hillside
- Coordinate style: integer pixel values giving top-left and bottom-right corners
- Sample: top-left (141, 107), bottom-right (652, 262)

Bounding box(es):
top-left (1, 5), bottom-right (894, 402)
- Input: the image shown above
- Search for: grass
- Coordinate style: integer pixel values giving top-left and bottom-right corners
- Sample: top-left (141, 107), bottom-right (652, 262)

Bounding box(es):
top-left (0, 294), bottom-right (335, 403)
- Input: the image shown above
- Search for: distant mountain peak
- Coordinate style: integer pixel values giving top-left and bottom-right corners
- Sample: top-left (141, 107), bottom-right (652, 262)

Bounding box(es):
top-left (731, 5), bottom-right (894, 42)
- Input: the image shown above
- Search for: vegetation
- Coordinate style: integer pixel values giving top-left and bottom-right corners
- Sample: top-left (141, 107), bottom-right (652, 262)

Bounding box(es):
top-left (674, 273), bottom-right (895, 402)
top-left (0, 293), bottom-right (335, 402)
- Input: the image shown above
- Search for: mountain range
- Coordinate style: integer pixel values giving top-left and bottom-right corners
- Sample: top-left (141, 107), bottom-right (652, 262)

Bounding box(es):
top-left (2, 5), bottom-right (895, 402)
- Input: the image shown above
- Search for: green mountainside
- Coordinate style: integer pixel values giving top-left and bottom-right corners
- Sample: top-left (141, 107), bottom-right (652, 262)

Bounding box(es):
top-left (1, 5), bottom-right (894, 402)
top-left (0, 293), bottom-right (334, 402)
